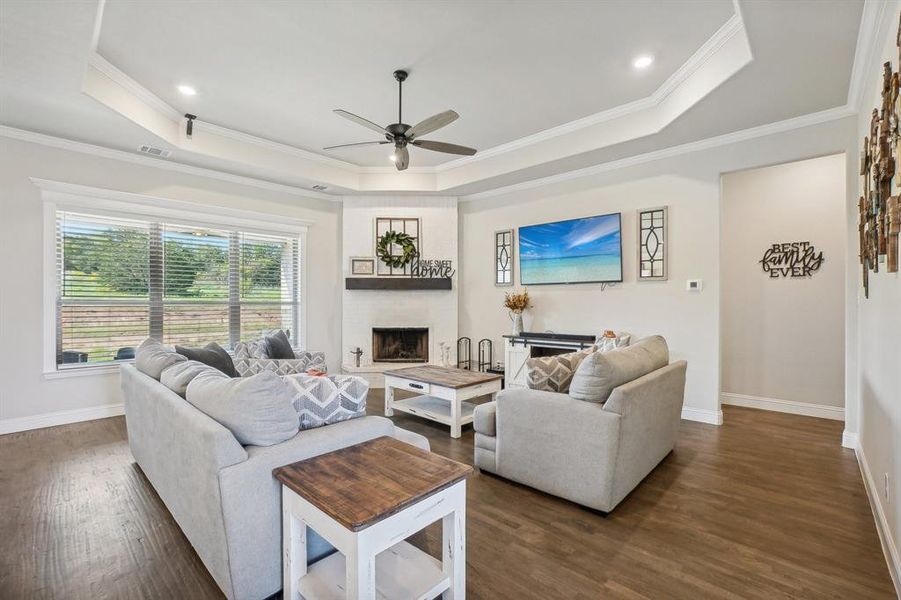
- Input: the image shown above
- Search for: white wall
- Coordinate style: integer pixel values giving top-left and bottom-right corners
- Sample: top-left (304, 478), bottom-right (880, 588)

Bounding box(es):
top-left (459, 116), bottom-right (857, 425)
top-left (853, 0), bottom-right (901, 588)
top-left (721, 154), bottom-right (846, 410)
top-left (0, 137), bottom-right (342, 430)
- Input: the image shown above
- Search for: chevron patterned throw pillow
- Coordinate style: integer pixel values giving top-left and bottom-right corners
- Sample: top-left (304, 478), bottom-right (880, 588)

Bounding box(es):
top-left (282, 374), bottom-right (369, 430)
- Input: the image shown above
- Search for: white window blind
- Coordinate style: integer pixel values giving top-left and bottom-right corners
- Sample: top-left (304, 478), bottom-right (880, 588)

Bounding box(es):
top-left (55, 211), bottom-right (301, 368)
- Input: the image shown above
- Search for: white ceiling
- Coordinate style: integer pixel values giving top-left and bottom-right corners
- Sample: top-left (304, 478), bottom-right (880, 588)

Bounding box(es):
top-left (96, 0), bottom-right (734, 167)
top-left (0, 0), bottom-right (867, 197)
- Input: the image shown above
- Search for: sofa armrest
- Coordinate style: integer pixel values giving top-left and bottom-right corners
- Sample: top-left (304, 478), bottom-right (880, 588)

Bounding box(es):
top-left (473, 401), bottom-right (497, 436)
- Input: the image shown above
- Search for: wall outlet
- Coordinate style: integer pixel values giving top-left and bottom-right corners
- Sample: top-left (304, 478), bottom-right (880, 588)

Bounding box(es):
top-left (885, 473), bottom-right (890, 503)
top-left (686, 279), bottom-right (703, 292)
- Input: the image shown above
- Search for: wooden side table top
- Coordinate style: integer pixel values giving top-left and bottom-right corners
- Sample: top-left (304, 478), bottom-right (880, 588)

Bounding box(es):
top-left (273, 436), bottom-right (472, 532)
top-left (385, 365), bottom-right (502, 389)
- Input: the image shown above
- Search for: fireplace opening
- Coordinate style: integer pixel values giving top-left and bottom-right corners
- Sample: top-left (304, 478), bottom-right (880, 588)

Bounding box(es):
top-left (372, 328), bottom-right (428, 363)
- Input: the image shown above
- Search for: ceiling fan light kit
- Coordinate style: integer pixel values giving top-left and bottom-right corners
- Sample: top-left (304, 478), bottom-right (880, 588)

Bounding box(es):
top-left (325, 69), bottom-right (477, 171)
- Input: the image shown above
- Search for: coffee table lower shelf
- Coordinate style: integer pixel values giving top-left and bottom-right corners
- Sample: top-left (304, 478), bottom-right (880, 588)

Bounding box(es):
top-left (297, 540), bottom-right (448, 600)
top-left (391, 395), bottom-right (476, 427)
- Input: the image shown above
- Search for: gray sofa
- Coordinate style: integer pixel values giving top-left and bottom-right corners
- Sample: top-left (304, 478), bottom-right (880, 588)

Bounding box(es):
top-left (121, 364), bottom-right (428, 600)
top-left (473, 342), bottom-right (686, 512)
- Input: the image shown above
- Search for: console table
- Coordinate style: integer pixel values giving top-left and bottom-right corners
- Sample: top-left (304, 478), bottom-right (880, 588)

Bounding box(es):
top-left (274, 436), bottom-right (472, 600)
top-left (503, 332), bottom-right (596, 389)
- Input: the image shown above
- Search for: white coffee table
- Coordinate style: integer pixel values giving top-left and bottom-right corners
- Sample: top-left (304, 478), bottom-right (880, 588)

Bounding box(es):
top-left (384, 366), bottom-right (502, 438)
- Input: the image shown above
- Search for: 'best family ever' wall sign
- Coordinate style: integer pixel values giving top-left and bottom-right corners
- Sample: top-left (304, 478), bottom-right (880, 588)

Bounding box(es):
top-left (759, 242), bottom-right (824, 278)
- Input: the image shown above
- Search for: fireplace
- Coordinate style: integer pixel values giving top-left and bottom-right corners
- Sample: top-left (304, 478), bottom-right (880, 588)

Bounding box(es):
top-left (372, 328), bottom-right (429, 363)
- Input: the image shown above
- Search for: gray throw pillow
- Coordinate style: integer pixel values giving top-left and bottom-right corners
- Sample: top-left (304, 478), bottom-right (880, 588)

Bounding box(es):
top-left (135, 338), bottom-right (187, 380)
top-left (161, 360), bottom-right (226, 396)
top-left (265, 330), bottom-right (295, 360)
top-left (185, 371), bottom-right (300, 446)
top-left (175, 342), bottom-right (240, 377)
top-left (569, 335), bottom-right (669, 403)
top-left (282, 373), bottom-right (368, 430)
top-left (525, 346), bottom-right (595, 393)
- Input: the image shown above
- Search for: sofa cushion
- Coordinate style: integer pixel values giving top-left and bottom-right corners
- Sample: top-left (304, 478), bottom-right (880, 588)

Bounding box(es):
top-left (186, 371), bottom-right (300, 446)
top-left (161, 360), bottom-right (226, 396)
top-left (525, 346), bottom-right (594, 393)
top-left (569, 335), bottom-right (669, 403)
top-left (175, 342), bottom-right (240, 377)
top-left (264, 330), bottom-right (295, 360)
top-left (282, 373), bottom-right (368, 430)
top-left (135, 338), bottom-right (187, 380)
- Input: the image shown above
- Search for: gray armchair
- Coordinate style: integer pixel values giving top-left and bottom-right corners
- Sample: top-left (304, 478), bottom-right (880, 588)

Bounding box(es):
top-left (473, 359), bottom-right (687, 512)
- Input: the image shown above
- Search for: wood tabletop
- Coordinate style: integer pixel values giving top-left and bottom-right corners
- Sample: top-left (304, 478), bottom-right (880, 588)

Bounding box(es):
top-left (384, 365), bottom-right (502, 389)
top-left (273, 436), bottom-right (472, 532)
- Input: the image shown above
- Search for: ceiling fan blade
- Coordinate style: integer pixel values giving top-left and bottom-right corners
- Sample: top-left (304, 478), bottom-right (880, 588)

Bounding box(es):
top-left (333, 109), bottom-right (388, 135)
top-left (412, 139), bottom-right (477, 156)
top-left (405, 110), bottom-right (459, 140)
top-left (394, 145), bottom-right (410, 171)
top-left (323, 141), bottom-right (389, 150)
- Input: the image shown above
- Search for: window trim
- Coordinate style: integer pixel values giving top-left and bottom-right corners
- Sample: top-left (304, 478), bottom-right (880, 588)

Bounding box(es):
top-left (35, 178), bottom-right (311, 377)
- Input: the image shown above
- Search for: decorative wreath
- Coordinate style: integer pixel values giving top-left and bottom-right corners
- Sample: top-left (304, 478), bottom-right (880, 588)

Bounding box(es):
top-left (376, 230), bottom-right (419, 268)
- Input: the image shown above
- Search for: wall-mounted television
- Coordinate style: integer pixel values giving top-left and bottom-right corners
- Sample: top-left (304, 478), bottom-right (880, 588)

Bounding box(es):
top-left (518, 213), bottom-right (623, 285)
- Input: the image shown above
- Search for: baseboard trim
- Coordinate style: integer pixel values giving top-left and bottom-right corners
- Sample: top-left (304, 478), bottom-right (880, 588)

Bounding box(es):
top-left (855, 444), bottom-right (901, 596)
top-left (720, 392), bottom-right (845, 421)
top-left (0, 403), bottom-right (124, 435)
top-left (842, 430), bottom-right (858, 450)
top-left (681, 406), bottom-right (723, 425)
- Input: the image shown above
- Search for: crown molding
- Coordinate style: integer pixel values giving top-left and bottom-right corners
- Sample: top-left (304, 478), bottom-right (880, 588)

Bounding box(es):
top-left (1, 125), bottom-right (335, 201)
top-left (4, 101), bottom-right (855, 203)
top-left (193, 119), bottom-right (359, 172)
top-left (847, 0), bottom-right (893, 111)
top-left (87, 53), bottom-right (182, 122)
top-left (461, 104), bottom-right (855, 201)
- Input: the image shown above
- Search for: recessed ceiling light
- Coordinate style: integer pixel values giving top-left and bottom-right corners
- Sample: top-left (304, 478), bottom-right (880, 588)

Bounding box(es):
top-left (633, 55), bottom-right (654, 70)
top-left (177, 85), bottom-right (197, 96)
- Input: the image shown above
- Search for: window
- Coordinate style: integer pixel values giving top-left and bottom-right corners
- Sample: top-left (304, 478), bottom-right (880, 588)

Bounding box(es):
top-left (54, 210), bottom-right (302, 369)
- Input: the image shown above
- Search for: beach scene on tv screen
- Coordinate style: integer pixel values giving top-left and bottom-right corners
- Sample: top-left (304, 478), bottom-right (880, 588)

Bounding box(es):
top-left (519, 213), bottom-right (623, 284)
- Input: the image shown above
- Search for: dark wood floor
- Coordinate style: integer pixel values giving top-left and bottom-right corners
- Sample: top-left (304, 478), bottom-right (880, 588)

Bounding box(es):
top-left (0, 395), bottom-right (894, 599)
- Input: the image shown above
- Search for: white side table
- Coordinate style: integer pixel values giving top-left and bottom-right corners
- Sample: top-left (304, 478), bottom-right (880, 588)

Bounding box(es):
top-left (275, 436), bottom-right (471, 600)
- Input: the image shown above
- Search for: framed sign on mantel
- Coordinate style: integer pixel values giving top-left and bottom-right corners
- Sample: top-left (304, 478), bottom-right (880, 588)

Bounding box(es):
top-left (638, 206), bottom-right (667, 281)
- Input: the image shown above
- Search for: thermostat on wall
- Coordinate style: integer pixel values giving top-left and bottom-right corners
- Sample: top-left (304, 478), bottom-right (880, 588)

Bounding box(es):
top-left (686, 279), bottom-right (703, 292)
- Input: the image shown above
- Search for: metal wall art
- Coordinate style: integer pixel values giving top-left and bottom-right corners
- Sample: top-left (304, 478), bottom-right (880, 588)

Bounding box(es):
top-left (858, 14), bottom-right (901, 298)
top-left (760, 242), bottom-right (824, 278)
top-left (494, 229), bottom-right (514, 286)
top-left (411, 259), bottom-right (455, 278)
top-left (638, 207), bottom-right (667, 281)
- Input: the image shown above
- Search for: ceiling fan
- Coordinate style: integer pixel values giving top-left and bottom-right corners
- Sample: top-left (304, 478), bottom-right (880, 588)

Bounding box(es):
top-left (324, 70), bottom-right (477, 171)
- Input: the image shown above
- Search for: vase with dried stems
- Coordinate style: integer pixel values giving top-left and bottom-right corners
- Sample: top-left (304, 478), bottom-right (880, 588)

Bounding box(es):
top-left (503, 289), bottom-right (532, 335)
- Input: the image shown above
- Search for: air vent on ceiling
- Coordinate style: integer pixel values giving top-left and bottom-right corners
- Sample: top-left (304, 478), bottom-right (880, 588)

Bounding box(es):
top-left (311, 184), bottom-right (328, 191)
top-left (137, 144), bottom-right (172, 158)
